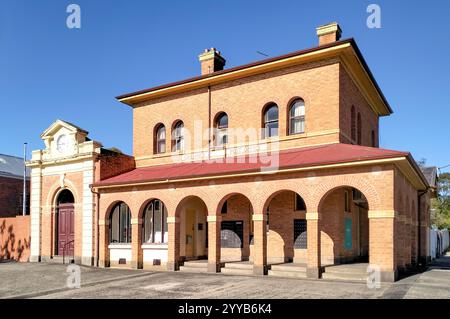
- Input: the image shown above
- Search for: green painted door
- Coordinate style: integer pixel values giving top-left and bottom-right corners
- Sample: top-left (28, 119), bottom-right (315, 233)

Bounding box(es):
top-left (344, 218), bottom-right (352, 250)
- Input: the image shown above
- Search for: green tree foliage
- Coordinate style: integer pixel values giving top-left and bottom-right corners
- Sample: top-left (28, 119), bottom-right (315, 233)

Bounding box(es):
top-left (432, 172), bottom-right (450, 229)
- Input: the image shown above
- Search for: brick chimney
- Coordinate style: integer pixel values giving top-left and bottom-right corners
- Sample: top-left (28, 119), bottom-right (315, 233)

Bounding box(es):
top-left (316, 22), bottom-right (342, 46)
top-left (198, 48), bottom-right (226, 75)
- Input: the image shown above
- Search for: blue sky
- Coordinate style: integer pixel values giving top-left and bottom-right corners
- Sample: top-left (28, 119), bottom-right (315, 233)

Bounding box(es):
top-left (1, 0), bottom-right (449, 171)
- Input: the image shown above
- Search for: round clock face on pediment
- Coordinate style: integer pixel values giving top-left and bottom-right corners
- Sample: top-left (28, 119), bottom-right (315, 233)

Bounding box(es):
top-left (56, 134), bottom-right (72, 153)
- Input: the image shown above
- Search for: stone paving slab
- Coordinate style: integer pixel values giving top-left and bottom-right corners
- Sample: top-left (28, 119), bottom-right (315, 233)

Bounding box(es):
top-left (1, 260), bottom-right (450, 299)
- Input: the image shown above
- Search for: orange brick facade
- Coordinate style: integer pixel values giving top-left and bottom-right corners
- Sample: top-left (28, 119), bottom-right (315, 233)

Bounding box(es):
top-left (27, 24), bottom-right (432, 282)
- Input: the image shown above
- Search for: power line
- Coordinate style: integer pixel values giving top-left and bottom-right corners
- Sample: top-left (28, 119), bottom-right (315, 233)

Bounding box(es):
top-left (256, 51), bottom-right (269, 57)
top-left (438, 164), bottom-right (450, 176)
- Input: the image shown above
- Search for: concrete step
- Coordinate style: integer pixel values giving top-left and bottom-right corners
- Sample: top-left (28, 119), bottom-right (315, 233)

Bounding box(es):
top-left (322, 272), bottom-right (368, 282)
top-left (179, 260), bottom-right (208, 273)
top-left (179, 266), bottom-right (208, 273)
top-left (268, 270), bottom-right (307, 278)
top-left (323, 264), bottom-right (368, 275)
top-left (182, 261), bottom-right (209, 268)
top-left (270, 264), bottom-right (307, 273)
top-left (221, 267), bottom-right (254, 276)
top-left (223, 262), bottom-right (254, 270)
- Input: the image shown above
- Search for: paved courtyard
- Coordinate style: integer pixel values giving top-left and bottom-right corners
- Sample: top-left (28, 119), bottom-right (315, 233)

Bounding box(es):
top-left (1, 254), bottom-right (450, 299)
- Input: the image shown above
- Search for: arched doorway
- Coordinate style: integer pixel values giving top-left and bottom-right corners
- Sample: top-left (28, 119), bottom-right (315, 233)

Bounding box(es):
top-left (318, 187), bottom-right (369, 266)
top-left (177, 196), bottom-right (208, 261)
top-left (55, 189), bottom-right (75, 257)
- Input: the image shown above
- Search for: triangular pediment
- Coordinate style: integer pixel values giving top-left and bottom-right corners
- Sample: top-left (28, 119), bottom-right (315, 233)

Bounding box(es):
top-left (40, 119), bottom-right (88, 139)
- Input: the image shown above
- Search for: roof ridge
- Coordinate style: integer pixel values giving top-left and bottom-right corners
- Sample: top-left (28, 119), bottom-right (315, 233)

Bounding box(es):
top-left (116, 38), bottom-right (355, 101)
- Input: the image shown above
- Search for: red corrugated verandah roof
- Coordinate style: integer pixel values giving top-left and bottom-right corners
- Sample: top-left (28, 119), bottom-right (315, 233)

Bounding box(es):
top-left (93, 143), bottom-right (411, 188)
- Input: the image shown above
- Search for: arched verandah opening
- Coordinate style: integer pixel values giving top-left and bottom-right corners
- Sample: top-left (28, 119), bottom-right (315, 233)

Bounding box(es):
top-left (216, 193), bottom-right (254, 263)
top-left (318, 186), bottom-right (369, 269)
top-left (176, 196), bottom-right (208, 261)
top-left (261, 190), bottom-right (307, 265)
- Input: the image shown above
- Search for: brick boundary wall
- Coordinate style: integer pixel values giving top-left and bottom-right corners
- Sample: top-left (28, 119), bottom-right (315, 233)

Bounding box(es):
top-left (0, 216), bottom-right (30, 262)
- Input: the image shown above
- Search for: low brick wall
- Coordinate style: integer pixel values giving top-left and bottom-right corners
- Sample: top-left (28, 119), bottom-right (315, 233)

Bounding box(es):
top-left (0, 216), bottom-right (30, 262)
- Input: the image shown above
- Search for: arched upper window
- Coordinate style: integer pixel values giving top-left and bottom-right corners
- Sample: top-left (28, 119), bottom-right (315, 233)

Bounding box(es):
top-left (171, 121), bottom-right (184, 152)
top-left (143, 199), bottom-right (168, 244)
top-left (110, 202), bottom-right (131, 244)
top-left (214, 112), bottom-right (228, 147)
top-left (154, 124), bottom-right (166, 154)
top-left (263, 104), bottom-right (279, 138)
top-left (357, 113), bottom-right (362, 145)
top-left (289, 99), bottom-right (305, 135)
top-left (351, 105), bottom-right (356, 142)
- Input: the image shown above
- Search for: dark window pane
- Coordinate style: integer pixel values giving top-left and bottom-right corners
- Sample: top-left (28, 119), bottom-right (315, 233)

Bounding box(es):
top-left (110, 203), bottom-right (131, 243)
top-left (143, 200), bottom-right (167, 244)
top-left (290, 118), bottom-right (305, 134)
top-left (144, 205), bottom-right (153, 243)
top-left (265, 122), bottom-right (278, 138)
top-left (110, 206), bottom-right (120, 243)
top-left (110, 203), bottom-right (131, 244)
top-left (157, 141), bottom-right (165, 153)
top-left (294, 219), bottom-right (307, 249)
top-left (155, 125), bottom-right (166, 154)
top-left (217, 113), bottom-right (228, 128)
top-left (154, 206), bottom-right (162, 243)
top-left (265, 105), bottom-right (278, 122)
top-left (221, 201), bottom-right (228, 214)
top-left (163, 205), bottom-right (168, 243)
top-left (172, 122), bottom-right (184, 152)
top-left (295, 194), bottom-right (306, 211)
top-left (221, 221), bottom-right (244, 248)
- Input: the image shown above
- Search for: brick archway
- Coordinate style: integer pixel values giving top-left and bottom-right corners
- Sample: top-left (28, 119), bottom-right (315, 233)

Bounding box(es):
top-left (215, 192), bottom-right (254, 216)
top-left (215, 193), bottom-right (254, 263)
top-left (262, 188), bottom-right (309, 213)
top-left (312, 175), bottom-right (381, 212)
top-left (262, 189), bottom-right (308, 264)
top-left (175, 195), bottom-right (209, 261)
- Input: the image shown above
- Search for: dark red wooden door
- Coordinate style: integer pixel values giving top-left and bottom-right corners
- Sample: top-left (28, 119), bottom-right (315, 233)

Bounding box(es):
top-left (58, 204), bottom-right (75, 256)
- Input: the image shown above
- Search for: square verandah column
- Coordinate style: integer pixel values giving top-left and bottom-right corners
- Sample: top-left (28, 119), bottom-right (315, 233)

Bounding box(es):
top-left (252, 213), bottom-right (268, 275)
top-left (166, 216), bottom-right (180, 271)
top-left (368, 210), bottom-right (397, 282)
top-left (131, 218), bottom-right (143, 269)
top-left (207, 215), bottom-right (222, 273)
top-left (306, 212), bottom-right (321, 279)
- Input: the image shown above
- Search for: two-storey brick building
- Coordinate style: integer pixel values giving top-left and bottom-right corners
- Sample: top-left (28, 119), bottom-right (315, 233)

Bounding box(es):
top-left (27, 23), bottom-right (433, 282)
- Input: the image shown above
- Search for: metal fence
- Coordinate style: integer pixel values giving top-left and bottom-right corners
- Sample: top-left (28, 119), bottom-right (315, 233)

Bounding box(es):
top-left (430, 228), bottom-right (449, 259)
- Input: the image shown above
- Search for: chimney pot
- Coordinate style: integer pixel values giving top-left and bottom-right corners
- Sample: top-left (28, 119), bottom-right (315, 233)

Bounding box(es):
top-left (316, 22), bottom-right (342, 46)
top-left (198, 48), bottom-right (226, 75)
